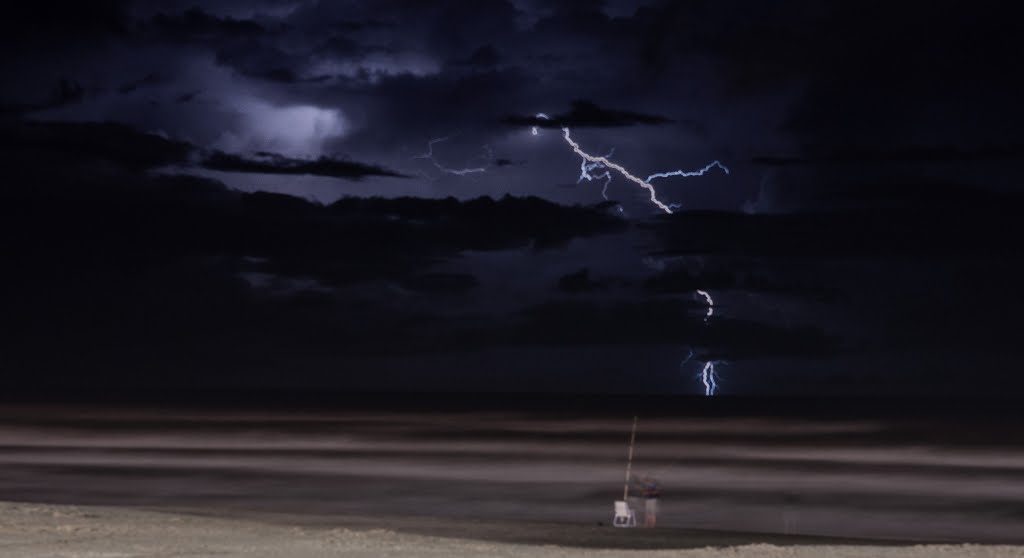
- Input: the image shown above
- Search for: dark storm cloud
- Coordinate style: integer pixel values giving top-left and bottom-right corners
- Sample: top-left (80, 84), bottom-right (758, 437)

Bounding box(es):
top-left (117, 72), bottom-right (163, 94)
top-left (467, 299), bottom-right (837, 361)
top-left (201, 150), bottom-right (410, 180)
top-left (556, 268), bottom-right (610, 293)
top-left (815, 181), bottom-right (1024, 211)
top-left (1, 3), bottom-right (129, 45)
top-left (0, 79), bottom-right (85, 116)
top-left (638, 200), bottom-right (1024, 371)
top-left (504, 100), bottom-right (673, 129)
top-left (0, 119), bottom-right (191, 172)
top-left (460, 44), bottom-right (501, 68)
top-left (5, 1), bottom-right (1024, 396)
top-left (642, 265), bottom-right (835, 302)
top-left (9, 0), bottom-right (1020, 180)
top-left (325, 195), bottom-right (625, 253)
top-left (770, 2), bottom-right (1024, 157)
top-left (1, 118), bottom-right (409, 183)
top-left (626, 1), bottom-right (824, 87)
top-left (3, 0), bottom-right (738, 185)
top-left (0, 113), bottom-right (639, 389)
top-left (398, 273), bottom-right (480, 294)
top-left (128, 1), bottom-right (686, 157)
top-left (0, 116), bottom-right (625, 285)
top-left (645, 203), bottom-right (1024, 260)
top-left (148, 7), bottom-right (270, 40)
top-left (213, 42), bottom-right (309, 83)
top-left (175, 90), bottom-right (202, 103)
top-left (752, 146), bottom-right (1024, 167)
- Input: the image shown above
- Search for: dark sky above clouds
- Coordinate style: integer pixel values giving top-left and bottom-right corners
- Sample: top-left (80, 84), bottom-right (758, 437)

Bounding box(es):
top-left (2, 1), bottom-right (1023, 398)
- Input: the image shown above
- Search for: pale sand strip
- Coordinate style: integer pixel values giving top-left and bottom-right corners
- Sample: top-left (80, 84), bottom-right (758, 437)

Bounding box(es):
top-left (1, 501), bottom-right (1022, 558)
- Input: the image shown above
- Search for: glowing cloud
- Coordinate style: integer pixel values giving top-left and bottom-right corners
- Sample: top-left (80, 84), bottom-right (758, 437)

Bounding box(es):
top-left (215, 99), bottom-right (345, 158)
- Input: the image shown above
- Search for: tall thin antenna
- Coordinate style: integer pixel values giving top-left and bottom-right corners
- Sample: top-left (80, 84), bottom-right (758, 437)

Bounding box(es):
top-left (623, 415), bottom-right (638, 501)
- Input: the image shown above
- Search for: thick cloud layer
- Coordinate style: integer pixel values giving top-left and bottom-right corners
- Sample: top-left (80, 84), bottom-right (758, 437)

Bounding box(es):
top-left (1, 1), bottom-right (1022, 397)
top-left (201, 151), bottom-right (409, 179)
top-left (504, 100), bottom-right (673, 129)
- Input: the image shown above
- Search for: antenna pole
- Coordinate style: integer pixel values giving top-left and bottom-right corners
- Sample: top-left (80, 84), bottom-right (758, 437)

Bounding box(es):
top-left (623, 415), bottom-right (638, 501)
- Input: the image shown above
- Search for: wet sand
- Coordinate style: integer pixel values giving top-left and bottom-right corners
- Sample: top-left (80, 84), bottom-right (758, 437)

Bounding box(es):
top-left (0, 402), bottom-right (1022, 553)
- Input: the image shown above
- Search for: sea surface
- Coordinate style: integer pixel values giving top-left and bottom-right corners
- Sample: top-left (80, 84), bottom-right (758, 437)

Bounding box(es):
top-left (0, 395), bottom-right (1021, 543)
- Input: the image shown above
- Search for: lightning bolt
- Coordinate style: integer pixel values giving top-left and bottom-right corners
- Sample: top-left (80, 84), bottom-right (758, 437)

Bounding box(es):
top-left (696, 290), bottom-right (719, 395)
top-left (677, 290), bottom-right (722, 396)
top-left (576, 147), bottom-right (616, 199)
top-left (646, 161), bottom-right (730, 184)
top-left (701, 361), bottom-right (718, 396)
top-left (414, 137), bottom-right (487, 176)
top-left (647, 256), bottom-right (723, 396)
top-left (696, 289), bottom-right (713, 323)
top-left (562, 127), bottom-right (679, 213)
top-left (532, 113), bottom-right (729, 213)
top-left (532, 114), bottom-right (730, 393)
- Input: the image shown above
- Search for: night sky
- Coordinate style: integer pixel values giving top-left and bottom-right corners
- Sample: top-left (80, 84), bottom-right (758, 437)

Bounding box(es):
top-left (2, 1), bottom-right (1023, 398)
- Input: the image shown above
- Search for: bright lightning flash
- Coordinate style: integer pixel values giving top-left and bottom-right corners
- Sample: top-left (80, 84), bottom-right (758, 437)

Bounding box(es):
top-left (696, 290), bottom-right (719, 395)
top-left (701, 361), bottom-right (718, 396)
top-left (696, 289), bottom-right (713, 322)
top-left (533, 113), bottom-right (729, 213)
top-left (532, 113), bottom-right (730, 394)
